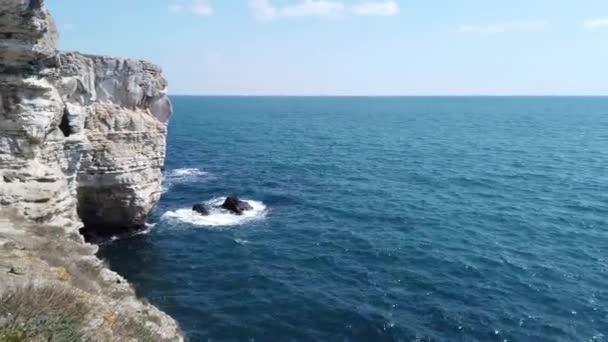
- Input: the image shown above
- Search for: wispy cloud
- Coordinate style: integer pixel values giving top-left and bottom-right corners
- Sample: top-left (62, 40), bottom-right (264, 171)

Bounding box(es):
top-left (168, 0), bottom-right (213, 16)
top-left (250, 0), bottom-right (343, 20)
top-left (458, 20), bottom-right (548, 34)
top-left (191, 0), bottom-right (213, 16)
top-left (583, 17), bottom-right (608, 30)
top-left (249, 0), bottom-right (400, 21)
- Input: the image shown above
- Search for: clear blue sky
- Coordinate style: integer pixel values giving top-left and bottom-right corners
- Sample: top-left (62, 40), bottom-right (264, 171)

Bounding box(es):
top-left (48, 0), bottom-right (608, 95)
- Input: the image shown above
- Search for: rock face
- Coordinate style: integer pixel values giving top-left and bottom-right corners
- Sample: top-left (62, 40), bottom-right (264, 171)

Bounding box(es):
top-left (192, 203), bottom-right (210, 216)
top-left (59, 52), bottom-right (172, 235)
top-left (0, 1), bottom-right (182, 340)
top-left (0, 0), bottom-right (171, 236)
top-left (0, 210), bottom-right (183, 341)
top-left (221, 196), bottom-right (254, 215)
top-left (0, 0), bottom-right (76, 230)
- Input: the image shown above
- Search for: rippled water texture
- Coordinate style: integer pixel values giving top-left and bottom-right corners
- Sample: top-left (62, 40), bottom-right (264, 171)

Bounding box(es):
top-left (99, 97), bottom-right (608, 341)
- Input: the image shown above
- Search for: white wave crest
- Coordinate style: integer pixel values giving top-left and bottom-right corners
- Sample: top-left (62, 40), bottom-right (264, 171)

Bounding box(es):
top-left (168, 168), bottom-right (208, 178)
top-left (162, 168), bottom-right (209, 193)
top-left (107, 226), bottom-right (152, 242)
top-left (161, 197), bottom-right (267, 227)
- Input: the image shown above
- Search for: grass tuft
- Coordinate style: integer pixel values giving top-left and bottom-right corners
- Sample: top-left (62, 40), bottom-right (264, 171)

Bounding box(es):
top-left (0, 285), bottom-right (91, 342)
top-left (0, 326), bottom-right (29, 342)
top-left (0, 285), bottom-right (166, 341)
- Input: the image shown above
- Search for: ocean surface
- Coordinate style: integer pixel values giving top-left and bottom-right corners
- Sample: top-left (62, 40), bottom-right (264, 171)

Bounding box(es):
top-left (99, 96), bottom-right (608, 341)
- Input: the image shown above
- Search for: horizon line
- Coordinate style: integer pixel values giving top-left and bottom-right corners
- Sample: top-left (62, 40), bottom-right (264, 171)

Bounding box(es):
top-left (168, 94), bottom-right (608, 97)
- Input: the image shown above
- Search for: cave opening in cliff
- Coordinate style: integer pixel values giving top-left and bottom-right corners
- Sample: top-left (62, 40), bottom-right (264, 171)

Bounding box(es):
top-left (59, 107), bottom-right (72, 137)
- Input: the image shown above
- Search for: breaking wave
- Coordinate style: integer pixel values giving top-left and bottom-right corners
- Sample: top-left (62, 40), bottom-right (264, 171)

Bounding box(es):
top-left (161, 197), bottom-right (267, 227)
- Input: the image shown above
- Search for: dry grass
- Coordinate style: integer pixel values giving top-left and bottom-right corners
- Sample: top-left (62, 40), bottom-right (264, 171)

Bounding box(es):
top-left (112, 315), bottom-right (157, 342)
top-left (0, 210), bottom-right (181, 341)
top-left (34, 239), bottom-right (109, 293)
top-left (0, 285), bottom-right (91, 342)
top-left (0, 285), bottom-right (164, 342)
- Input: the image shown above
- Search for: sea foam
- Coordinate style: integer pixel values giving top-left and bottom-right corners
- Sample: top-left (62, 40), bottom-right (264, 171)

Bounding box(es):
top-left (162, 168), bottom-right (209, 193)
top-left (161, 197), bottom-right (267, 227)
top-left (168, 168), bottom-right (208, 177)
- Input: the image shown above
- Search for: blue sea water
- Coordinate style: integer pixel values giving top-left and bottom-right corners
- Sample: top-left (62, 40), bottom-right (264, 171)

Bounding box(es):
top-left (99, 96), bottom-right (608, 341)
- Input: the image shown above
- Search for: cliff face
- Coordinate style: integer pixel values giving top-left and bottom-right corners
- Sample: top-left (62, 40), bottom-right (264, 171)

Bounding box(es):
top-left (0, 0), bottom-right (77, 229)
top-left (59, 52), bottom-right (172, 238)
top-left (0, 1), bottom-right (182, 340)
top-left (0, 0), bottom-right (171, 237)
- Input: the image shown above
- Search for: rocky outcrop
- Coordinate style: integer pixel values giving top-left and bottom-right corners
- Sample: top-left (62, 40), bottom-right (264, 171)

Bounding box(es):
top-left (0, 1), bottom-right (182, 340)
top-left (192, 203), bottom-right (210, 216)
top-left (0, 210), bottom-right (183, 341)
top-left (0, 0), bottom-right (77, 230)
top-left (221, 196), bottom-right (254, 215)
top-left (1, 1), bottom-right (171, 237)
top-left (58, 52), bottom-right (172, 237)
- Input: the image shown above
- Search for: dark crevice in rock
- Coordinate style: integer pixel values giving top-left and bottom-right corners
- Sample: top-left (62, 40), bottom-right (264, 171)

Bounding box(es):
top-left (35, 177), bottom-right (56, 183)
top-left (30, 197), bottom-right (51, 204)
top-left (140, 95), bottom-right (152, 107)
top-left (79, 225), bottom-right (147, 244)
top-left (1, 90), bottom-right (21, 113)
top-left (59, 106), bottom-right (72, 137)
top-left (27, 0), bottom-right (43, 11)
top-left (76, 188), bottom-right (150, 244)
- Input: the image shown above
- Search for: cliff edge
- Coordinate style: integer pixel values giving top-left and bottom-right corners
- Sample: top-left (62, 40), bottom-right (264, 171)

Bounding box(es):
top-left (0, 1), bottom-right (182, 340)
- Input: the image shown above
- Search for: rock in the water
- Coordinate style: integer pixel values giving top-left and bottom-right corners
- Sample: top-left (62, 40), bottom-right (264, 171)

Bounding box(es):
top-left (221, 196), bottom-right (253, 215)
top-left (192, 204), bottom-right (210, 216)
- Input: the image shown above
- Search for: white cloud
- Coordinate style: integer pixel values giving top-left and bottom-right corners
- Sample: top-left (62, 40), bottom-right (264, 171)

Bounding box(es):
top-left (584, 17), bottom-right (608, 30)
top-left (249, 0), bottom-right (400, 20)
top-left (168, 0), bottom-right (213, 16)
top-left (191, 0), bottom-right (213, 16)
top-left (458, 20), bottom-right (547, 34)
top-left (282, 0), bottom-right (344, 17)
top-left (351, 1), bottom-right (399, 17)
top-left (250, 0), bottom-right (344, 20)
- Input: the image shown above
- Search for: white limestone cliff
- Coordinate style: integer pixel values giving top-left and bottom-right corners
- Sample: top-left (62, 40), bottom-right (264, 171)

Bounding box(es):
top-left (0, 0), bottom-right (182, 340)
top-left (59, 52), bottom-right (172, 239)
top-left (1, 0), bottom-right (172, 236)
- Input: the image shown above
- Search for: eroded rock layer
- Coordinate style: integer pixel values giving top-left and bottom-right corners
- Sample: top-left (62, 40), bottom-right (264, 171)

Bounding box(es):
top-left (0, 0), bottom-right (172, 236)
top-left (0, 1), bottom-right (181, 340)
top-left (58, 52), bottom-right (172, 236)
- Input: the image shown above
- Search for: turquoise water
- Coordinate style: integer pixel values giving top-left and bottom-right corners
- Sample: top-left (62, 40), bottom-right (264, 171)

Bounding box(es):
top-left (99, 97), bottom-right (608, 341)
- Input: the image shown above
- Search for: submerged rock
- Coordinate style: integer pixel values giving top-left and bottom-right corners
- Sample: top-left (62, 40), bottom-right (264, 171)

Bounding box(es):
top-left (221, 196), bottom-right (253, 215)
top-left (192, 203), bottom-right (210, 216)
